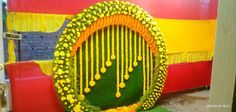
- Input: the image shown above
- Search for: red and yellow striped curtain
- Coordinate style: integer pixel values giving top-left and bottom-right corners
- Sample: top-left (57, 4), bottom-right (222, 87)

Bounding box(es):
top-left (6, 0), bottom-right (217, 71)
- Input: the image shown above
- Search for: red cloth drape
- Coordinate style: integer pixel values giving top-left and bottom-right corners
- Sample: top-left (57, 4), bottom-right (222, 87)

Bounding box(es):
top-left (5, 61), bottom-right (212, 111)
top-left (8, 0), bottom-right (217, 19)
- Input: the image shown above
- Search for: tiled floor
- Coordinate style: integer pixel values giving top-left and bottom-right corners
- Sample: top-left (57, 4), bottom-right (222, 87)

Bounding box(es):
top-left (159, 89), bottom-right (210, 112)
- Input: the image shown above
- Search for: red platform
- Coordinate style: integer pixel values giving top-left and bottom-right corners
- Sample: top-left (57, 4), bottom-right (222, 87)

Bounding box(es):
top-left (5, 61), bottom-right (212, 112)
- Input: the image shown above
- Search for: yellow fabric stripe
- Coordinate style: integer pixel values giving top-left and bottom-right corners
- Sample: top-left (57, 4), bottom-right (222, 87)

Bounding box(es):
top-left (35, 60), bottom-right (53, 76)
top-left (7, 12), bottom-right (70, 32)
top-left (167, 51), bottom-right (213, 64)
top-left (36, 51), bottom-right (213, 77)
top-left (155, 18), bottom-right (216, 53)
top-left (7, 12), bottom-right (216, 55)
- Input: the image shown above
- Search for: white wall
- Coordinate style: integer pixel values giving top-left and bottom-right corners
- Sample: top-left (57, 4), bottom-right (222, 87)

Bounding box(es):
top-left (0, 0), bottom-right (5, 81)
top-left (209, 0), bottom-right (236, 112)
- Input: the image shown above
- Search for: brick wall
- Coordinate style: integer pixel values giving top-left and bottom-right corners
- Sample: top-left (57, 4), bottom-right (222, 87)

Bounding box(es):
top-left (3, 21), bottom-right (68, 62)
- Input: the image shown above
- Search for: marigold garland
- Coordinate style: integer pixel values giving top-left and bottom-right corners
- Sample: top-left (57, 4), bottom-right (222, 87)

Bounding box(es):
top-left (53, 1), bottom-right (168, 111)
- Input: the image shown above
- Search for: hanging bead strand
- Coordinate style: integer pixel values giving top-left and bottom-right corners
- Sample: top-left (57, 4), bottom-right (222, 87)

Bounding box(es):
top-left (101, 28), bottom-right (106, 73)
top-left (116, 25), bottom-right (121, 98)
top-left (120, 26), bottom-right (125, 88)
top-left (124, 27), bottom-right (129, 80)
top-left (106, 26), bottom-right (112, 67)
top-left (90, 35), bottom-right (95, 87)
top-left (95, 31), bottom-right (101, 80)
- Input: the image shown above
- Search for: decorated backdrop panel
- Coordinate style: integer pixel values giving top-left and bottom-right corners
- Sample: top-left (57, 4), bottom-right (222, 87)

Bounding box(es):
top-left (5, 0), bottom-right (217, 111)
top-left (52, 1), bottom-right (167, 111)
top-left (7, 0), bottom-right (218, 64)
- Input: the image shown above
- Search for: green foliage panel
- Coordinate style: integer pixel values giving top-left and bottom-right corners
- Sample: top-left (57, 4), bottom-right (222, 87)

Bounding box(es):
top-left (77, 26), bottom-right (143, 109)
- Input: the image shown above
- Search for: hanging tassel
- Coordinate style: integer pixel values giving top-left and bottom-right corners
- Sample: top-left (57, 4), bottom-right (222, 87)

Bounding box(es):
top-left (106, 26), bottom-right (112, 67)
top-left (111, 25), bottom-right (116, 60)
top-left (74, 54), bottom-right (78, 97)
top-left (133, 32), bottom-right (138, 67)
top-left (150, 50), bottom-right (153, 86)
top-left (84, 41), bottom-right (90, 93)
top-left (128, 30), bottom-right (133, 72)
top-left (90, 35), bottom-right (96, 87)
top-left (79, 45), bottom-right (85, 100)
top-left (116, 25), bottom-right (121, 98)
top-left (138, 35), bottom-right (142, 61)
top-left (146, 44), bottom-right (150, 91)
top-left (6, 39), bottom-right (16, 64)
top-left (124, 27), bottom-right (129, 80)
top-left (120, 26), bottom-right (125, 88)
top-left (101, 28), bottom-right (106, 73)
top-left (95, 31), bottom-right (101, 80)
top-left (142, 39), bottom-right (146, 95)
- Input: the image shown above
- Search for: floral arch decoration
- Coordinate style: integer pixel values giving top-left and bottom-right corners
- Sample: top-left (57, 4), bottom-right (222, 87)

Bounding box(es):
top-left (53, 1), bottom-right (168, 111)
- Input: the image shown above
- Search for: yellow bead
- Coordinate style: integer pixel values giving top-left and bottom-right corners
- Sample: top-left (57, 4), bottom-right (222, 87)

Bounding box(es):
top-left (124, 74), bottom-right (129, 80)
top-left (84, 88), bottom-right (91, 93)
top-left (54, 51), bottom-right (59, 57)
top-left (133, 61), bottom-right (138, 67)
top-left (138, 56), bottom-right (142, 61)
top-left (78, 95), bottom-right (85, 101)
top-left (89, 81), bottom-right (96, 87)
top-left (100, 67), bottom-right (106, 73)
top-left (128, 67), bottom-right (133, 72)
top-left (63, 87), bottom-right (68, 91)
top-left (60, 51), bottom-right (65, 56)
top-left (95, 73), bottom-right (101, 80)
top-left (119, 82), bottom-right (126, 88)
top-left (63, 43), bottom-right (68, 48)
top-left (116, 92), bottom-right (121, 98)
top-left (105, 61), bottom-right (112, 67)
top-left (111, 55), bottom-right (116, 60)
top-left (57, 69), bottom-right (63, 75)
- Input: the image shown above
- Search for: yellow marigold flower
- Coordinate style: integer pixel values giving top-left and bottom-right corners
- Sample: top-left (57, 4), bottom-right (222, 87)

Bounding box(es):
top-left (58, 89), bottom-right (62, 93)
top-left (63, 87), bottom-right (69, 91)
top-left (57, 69), bottom-right (63, 75)
top-left (66, 78), bottom-right (71, 83)
top-left (58, 60), bottom-right (64, 64)
top-left (66, 53), bottom-right (70, 57)
top-left (54, 51), bottom-right (59, 57)
top-left (73, 103), bottom-right (82, 112)
top-left (67, 94), bottom-right (73, 100)
top-left (61, 96), bottom-right (66, 101)
top-left (53, 67), bottom-right (57, 72)
top-left (63, 43), bottom-right (69, 48)
top-left (60, 51), bottom-right (65, 56)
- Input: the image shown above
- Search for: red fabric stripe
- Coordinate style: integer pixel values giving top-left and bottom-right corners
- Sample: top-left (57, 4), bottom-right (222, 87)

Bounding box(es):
top-left (162, 61), bottom-right (212, 94)
top-left (5, 60), bottom-right (212, 111)
top-left (8, 0), bottom-right (217, 19)
top-left (5, 61), bottom-right (64, 112)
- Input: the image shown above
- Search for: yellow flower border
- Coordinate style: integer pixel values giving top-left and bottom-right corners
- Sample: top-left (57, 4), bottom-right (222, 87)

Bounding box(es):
top-left (53, 1), bottom-right (167, 111)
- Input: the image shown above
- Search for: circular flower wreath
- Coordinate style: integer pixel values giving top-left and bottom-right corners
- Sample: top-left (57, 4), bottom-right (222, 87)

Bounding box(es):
top-left (53, 1), bottom-right (168, 111)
